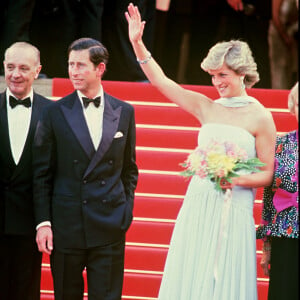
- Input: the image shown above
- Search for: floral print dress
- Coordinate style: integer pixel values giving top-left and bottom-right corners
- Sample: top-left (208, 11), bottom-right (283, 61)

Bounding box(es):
top-left (256, 130), bottom-right (298, 241)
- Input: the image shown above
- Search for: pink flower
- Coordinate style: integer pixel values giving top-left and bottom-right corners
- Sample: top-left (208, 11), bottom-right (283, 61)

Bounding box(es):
top-left (180, 140), bottom-right (264, 192)
top-left (196, 169), bottom-right (208, 178)
top-left (216, 169), bottom-right (226, 177)
top-left (226, 150), bottom-right (237, 159)
top-left (237, 149), bottom-right (248, 160)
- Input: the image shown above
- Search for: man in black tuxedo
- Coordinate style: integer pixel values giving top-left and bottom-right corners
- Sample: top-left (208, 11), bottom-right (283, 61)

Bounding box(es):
top-left (0, 42), bottom-right (51, 300)
top-left (33, 37), bottom-right (139, 300)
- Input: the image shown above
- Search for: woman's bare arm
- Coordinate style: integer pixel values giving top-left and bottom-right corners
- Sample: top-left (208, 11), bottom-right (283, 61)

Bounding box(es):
top-left (232, 109), bottom-right (277, 188)
top-left (125, 3), bottom-right (213, 121)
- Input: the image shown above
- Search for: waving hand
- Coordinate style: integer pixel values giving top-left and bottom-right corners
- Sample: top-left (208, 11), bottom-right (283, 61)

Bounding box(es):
top-left (125, 3), bottom-right (146, 44)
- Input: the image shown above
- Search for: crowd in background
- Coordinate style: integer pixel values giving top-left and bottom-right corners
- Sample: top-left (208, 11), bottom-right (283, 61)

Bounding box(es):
top-left (0, 0), bottom-right (298, 88)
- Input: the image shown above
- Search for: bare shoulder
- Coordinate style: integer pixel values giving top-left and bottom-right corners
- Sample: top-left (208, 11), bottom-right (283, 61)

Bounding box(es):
top-left (249, 100), bottom-right (272, 120)
top-left (250, 101), bottom-right (276, 134)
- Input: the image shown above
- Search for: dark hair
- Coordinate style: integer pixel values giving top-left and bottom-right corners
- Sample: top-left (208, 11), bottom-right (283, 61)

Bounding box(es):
top-left (68, 37), bottom-right (109, 67)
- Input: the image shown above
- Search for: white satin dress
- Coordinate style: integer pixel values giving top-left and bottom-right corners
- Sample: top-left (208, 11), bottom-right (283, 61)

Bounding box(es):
top-left (158, 97), bottom-right (259, 300)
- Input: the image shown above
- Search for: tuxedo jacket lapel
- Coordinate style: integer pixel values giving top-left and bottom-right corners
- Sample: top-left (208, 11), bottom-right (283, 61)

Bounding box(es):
top-left (84, 95), bottom-right (121, 178)
top-left (0, 93), bottom-right (17, 169)
top-left (60, 93), bottom-right (95, 160)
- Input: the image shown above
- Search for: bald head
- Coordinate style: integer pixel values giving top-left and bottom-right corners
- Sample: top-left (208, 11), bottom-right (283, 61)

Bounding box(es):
top-left (4, 42), bottom-right (41, 67)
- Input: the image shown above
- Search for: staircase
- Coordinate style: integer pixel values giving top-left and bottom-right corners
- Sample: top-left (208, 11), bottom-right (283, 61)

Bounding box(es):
top-left (39, 79), bottom-right (296, 299)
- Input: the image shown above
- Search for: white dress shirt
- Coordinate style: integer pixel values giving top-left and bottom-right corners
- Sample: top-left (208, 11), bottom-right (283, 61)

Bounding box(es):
top-left (6, 89), bottom-right (33, 165)
top-left (77, 88), bottom-right (104, 150)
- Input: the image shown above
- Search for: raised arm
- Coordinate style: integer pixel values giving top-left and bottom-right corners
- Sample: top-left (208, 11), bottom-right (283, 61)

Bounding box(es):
top-left (125, 3), bottom-right (213, 121)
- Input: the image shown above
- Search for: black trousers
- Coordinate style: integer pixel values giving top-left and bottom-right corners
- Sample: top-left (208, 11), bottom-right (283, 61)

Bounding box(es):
top-left (0, 234), bottom-right (42, 300)
top-left (268, 237), bottom-right (299, 300)
top-left (50, 238), bottom-right (125, 300)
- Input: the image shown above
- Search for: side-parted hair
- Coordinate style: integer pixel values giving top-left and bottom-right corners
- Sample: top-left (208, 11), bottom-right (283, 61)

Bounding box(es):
top-left (288, 82), bottom-right (298, 114)
top-left (4, 42), bottom-right (41, 66)
top-left (68, 37), bottom-right (109, 68)
top-left (201, 40), bottom-right (259, 88)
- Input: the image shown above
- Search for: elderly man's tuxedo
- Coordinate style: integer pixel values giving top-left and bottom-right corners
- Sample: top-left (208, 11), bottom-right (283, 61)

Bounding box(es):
top-left (0, 91), bottom-right (51, 300)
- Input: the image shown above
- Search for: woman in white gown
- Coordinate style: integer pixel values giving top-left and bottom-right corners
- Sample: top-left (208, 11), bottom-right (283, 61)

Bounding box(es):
top-left (125, 4), bottom-right (277, 300)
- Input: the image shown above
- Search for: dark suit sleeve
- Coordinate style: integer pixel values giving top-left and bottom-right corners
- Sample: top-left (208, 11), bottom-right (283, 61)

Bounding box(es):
top-left (33, 105), bottom-right (56, 225)
top-left (121, 105), bottom-right (138, 211)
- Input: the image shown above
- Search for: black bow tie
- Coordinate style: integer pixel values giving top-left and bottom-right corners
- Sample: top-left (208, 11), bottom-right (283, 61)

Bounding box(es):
top-left (9, 96), bottom-right (31, 108)
top-left (82, 96), bottom-right (101, 108)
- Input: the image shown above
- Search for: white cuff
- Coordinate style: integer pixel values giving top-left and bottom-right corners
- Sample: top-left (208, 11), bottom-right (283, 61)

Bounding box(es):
top-left (36, 221), bottom-right (51, 231)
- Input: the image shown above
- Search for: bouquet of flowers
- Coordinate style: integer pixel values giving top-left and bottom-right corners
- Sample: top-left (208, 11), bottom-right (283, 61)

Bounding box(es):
top-left (180, 139), bottom-right (265, 191)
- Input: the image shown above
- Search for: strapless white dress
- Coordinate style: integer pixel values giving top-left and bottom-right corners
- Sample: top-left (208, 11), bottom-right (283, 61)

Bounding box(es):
top-left (158, 123), bottom-right (258, 300)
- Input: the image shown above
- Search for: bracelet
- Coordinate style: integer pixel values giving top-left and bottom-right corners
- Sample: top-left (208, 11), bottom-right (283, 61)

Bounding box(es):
top-left (137, 52), bottom-right (152, 64)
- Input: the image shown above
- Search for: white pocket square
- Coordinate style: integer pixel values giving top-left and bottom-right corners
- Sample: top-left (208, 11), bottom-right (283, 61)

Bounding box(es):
top-left (114, 131), bottom-right (123, 138)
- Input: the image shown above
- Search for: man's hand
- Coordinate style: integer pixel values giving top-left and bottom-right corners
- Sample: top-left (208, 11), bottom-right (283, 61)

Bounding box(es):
top-left (36, 226), bottom-right (53, 255)
top-left (260, 249), bottom-right (271, 276)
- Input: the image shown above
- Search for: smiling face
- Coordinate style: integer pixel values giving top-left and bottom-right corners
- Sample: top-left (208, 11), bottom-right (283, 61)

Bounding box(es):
top-left (68, 49), bottom-right (105, 98)
top-left (208, 63), bottom-right (245, 98)
top-left (4, 45), bottom-right (41, 99)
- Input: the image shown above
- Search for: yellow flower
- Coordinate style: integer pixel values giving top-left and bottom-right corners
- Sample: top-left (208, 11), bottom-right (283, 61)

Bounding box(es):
top-left (207, 153), bottom-right (235, 176)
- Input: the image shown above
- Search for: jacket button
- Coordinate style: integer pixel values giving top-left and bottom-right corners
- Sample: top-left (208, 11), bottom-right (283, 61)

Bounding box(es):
top-left (83, 180), bottom-right (87, 184)
top-left (108, 160), bottom-right (113, 165)
top-left (83, 200), bottom-right (87, 204)
top-left (101, 180), bottom-right (106, 186)
top-left (73, 160), bottom-right (78, 164)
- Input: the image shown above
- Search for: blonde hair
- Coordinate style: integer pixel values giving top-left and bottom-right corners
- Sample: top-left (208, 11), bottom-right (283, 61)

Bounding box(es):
top-left (288, 82), bottom-right (298, 114)
top-left (201, 40), bottom-right (259, 88)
